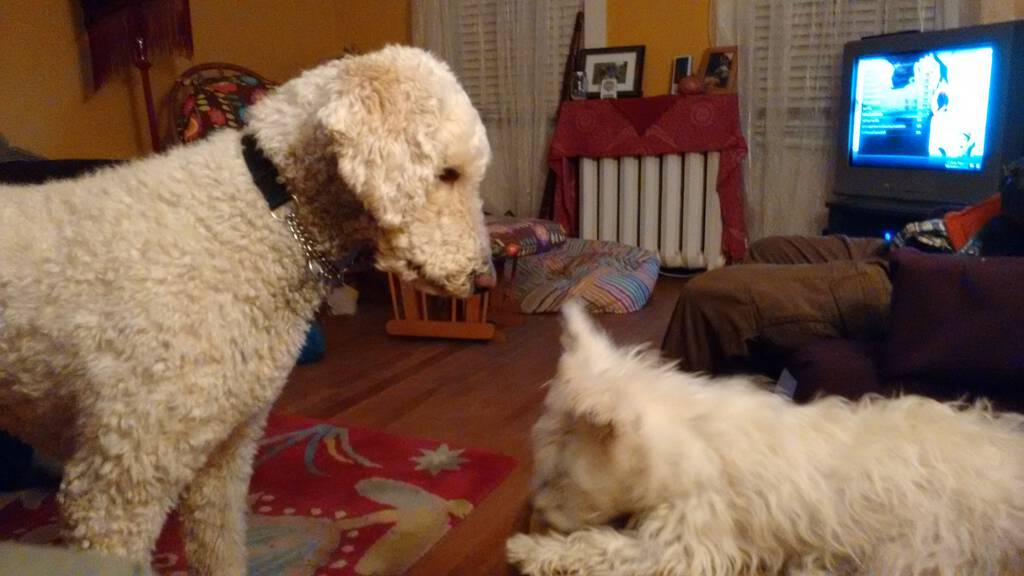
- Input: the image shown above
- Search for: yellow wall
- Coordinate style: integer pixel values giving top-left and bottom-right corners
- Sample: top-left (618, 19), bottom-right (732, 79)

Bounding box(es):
top-left (0, 0), bottom-right (410, 159)
top-left (607, 0), bottom-right (711, 98)
top-left (605, 0), bottom-right (1024, 98)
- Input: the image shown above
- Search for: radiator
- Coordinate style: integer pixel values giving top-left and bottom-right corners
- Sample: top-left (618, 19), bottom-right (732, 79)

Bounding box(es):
top-left (578, 152), bottom-right (725, 270)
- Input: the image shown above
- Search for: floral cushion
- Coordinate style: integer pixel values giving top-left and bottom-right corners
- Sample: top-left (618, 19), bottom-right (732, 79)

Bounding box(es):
top-left (486, 216), bottom-right (567, 258)
top-left (511, 238), bottom-right (660, 314)
top-left (178, 74), bottom-right (275, 143)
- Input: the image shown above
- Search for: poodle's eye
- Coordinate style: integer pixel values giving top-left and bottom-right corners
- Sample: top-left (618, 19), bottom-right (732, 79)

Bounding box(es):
top-left (439, 167), bottom-right (461, 184)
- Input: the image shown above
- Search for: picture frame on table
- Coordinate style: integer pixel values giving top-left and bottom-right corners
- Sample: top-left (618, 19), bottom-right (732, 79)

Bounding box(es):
top-left (699, 46), bottom-right (738, 93)
top-left (577, 45), bottom-right (645, 98)
top-left (669, 55), bottom-right (692, 94)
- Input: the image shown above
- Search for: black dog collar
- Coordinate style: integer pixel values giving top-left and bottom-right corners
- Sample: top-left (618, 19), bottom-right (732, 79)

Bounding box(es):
top-left (241, 132), bottom-right (355, 286)
top-left (241, 133), bottom-right (291, 211)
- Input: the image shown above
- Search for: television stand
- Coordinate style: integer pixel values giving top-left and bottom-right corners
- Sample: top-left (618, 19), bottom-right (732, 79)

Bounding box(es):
top-left (826, 196), bottom-right (967, 238)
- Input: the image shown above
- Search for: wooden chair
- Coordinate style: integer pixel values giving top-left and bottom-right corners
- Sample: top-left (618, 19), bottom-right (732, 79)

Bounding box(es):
top-left (385, 214), bottom-right (569, 340)
top-left (385, 274), bottom-right (495, 341)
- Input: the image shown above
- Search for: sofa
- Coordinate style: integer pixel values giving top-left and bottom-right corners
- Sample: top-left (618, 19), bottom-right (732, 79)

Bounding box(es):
top-left (785, 247), bottom-right (1024, 412)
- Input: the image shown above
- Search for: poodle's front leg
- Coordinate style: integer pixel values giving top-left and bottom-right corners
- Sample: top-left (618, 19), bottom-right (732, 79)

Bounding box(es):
top-left (507, 528), bottom-right (660, 576)
top-left (58, 405), bottom-right (221, 563)
top-left (179, 409), bottom-right (269, 576)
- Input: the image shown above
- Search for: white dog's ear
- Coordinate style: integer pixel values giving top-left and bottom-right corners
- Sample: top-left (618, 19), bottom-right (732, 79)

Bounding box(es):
top-left (317, 56), bottom-right (437, 229)
top-left (551, 301), bottom-right (632, 425)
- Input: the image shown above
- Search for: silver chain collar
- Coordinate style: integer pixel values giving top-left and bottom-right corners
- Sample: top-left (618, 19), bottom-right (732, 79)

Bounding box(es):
top-left (272, 199), bottom-right (346, 286)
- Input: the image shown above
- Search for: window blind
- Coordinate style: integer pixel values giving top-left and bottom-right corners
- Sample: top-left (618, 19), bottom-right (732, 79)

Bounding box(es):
top-left (455, 0), bottom-right (581, 121)
top-left (751, 0), bottom-right (942, 146)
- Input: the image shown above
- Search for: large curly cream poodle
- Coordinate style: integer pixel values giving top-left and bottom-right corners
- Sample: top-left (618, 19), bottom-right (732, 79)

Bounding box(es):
top-left (0, 46), bottom-right (492, 574)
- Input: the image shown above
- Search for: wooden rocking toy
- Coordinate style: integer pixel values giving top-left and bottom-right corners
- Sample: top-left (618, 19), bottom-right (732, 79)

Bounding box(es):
top-left (385, 274), bottom-right (496, 341)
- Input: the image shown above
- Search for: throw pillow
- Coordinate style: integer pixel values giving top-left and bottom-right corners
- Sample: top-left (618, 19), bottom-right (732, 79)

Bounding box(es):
top-left (486, 216), bottom-right (567, 258)
top-left (881, 248), bottom-right (1024, 393)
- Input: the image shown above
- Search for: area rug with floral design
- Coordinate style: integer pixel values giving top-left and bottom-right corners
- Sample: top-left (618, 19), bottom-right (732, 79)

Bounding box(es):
top-left (0, 412), bottom-right (518, 575)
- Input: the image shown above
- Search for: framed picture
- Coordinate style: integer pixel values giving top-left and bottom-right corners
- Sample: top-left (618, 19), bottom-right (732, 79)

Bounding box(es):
top-left (700, 46), bottom-right (738, 93)
top-left (669, 55), bottom-right (692, 94)
top-left (578, 45), bottom-right (645, 98)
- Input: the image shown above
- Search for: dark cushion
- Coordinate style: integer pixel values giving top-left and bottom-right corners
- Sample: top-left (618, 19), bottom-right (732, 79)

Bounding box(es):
top-left (787, 338), bottom-right (1011, 406)
top-left (881, 248), bottom-right (1024, 395)
top-left (0, 159), bottom-right (118, 185)
top-left (788, 339), bottom-right (887, 403)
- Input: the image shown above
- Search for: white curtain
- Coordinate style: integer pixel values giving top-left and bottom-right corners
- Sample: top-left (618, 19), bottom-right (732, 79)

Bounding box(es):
top-left (413, 0), bottom-right (580, 217)
top-left (713, 0), bottom-right (969, 239)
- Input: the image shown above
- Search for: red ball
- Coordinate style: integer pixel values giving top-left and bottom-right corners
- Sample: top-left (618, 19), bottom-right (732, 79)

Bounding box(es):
top-left (677, 75), bottom-right (705, 95)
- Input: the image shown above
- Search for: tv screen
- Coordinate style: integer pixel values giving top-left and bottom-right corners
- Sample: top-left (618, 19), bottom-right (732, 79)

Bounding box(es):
top-left (849, 44), bottom-right (994, 172)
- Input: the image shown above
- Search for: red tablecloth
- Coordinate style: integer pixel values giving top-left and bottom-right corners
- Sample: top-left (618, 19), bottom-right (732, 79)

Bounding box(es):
top-left (549, 94), bottom-right (748, 261)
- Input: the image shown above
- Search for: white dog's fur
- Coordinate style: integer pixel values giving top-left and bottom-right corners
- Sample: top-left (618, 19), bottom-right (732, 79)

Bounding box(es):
top-left (508, 302), bottom-right (1024, 575)
top-left (0, 46), bottom-right (491, 574)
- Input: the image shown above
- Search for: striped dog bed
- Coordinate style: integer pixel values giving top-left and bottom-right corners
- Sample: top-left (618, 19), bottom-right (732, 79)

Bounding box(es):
top-left (512, 239), bottom-right (660, 314)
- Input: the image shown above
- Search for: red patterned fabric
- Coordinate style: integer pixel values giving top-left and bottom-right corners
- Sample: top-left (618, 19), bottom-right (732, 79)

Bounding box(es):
top-left (609, 97), bottom-right (677, 136)
top-left (177, 73), bottom-right (275, 143)
top-left (550, 94), bottom-right (749, 261)
top-left (0, 412), bottom-right (516, 575)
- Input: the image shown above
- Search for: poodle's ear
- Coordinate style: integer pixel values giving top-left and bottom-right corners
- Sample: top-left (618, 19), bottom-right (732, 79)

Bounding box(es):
top-left (549, 301), bottom-right (633, 425)
top-left (317, 58), bottom-right (438, 229)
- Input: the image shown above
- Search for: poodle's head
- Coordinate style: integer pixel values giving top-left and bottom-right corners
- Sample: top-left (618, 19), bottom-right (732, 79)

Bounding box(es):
top-left (255, 46), bottom-right (494, 298)
top-left (322, 46), bottom-right (493, 297)
top-left (528, 302), bottom-right (667, 533)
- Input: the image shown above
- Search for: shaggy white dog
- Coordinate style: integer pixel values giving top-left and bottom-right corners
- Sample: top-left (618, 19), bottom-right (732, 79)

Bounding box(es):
top-left (0, 46), bottom-right (492, 574)
top-left (508, 303), bottom-right (1024, 575)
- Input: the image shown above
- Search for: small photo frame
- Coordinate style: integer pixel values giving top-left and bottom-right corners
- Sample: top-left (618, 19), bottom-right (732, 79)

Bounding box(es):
top-left (669, 55), bottom-right (692, 95)
top-left (599, 77), bottom-right (619, 99)
top-left (578, 45), bottom-right (645, 98)
top-left (700, 46), bottom-right (738, 93)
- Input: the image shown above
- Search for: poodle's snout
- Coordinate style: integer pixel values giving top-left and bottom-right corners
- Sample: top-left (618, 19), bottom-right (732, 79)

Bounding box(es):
top-left (473, 272), bottom-right (496, 290)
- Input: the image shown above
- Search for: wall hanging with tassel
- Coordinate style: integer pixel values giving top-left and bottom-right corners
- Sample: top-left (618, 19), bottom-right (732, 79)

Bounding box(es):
top-left (80, 0), bottom-right (194, 152)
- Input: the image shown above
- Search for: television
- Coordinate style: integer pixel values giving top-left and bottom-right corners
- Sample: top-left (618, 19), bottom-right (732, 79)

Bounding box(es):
top-left (834, 21), bottom-right (1024, 211)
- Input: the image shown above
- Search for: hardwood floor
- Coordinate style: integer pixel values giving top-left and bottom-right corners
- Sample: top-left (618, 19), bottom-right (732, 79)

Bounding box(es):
top-left (274, 275), bottom-right (687, 575)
